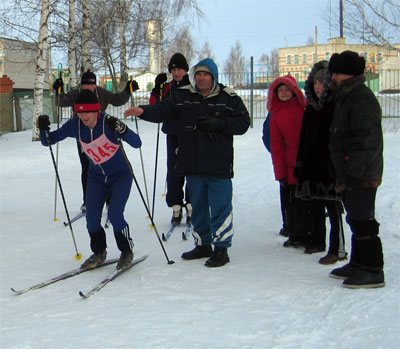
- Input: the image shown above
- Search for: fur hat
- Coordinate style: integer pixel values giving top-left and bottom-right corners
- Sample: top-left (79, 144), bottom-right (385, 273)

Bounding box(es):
top-left (168, 53), bottom-right (189, 73)
top-left (313, 68), bottom-right (324, 82)
top-left (328, 51), bottom-right (365, 76)
top-left (81, 70), bottom-right (97, 85)
top-left (74, 89), bottom-right (100, 113)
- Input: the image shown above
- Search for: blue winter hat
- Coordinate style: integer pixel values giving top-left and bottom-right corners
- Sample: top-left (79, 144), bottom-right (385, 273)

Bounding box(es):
top-left (191, 58), bottom-right (219, 84)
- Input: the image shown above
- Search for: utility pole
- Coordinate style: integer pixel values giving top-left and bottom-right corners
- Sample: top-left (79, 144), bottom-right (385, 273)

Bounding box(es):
top-left (339, 0), bottom-right (344, 38)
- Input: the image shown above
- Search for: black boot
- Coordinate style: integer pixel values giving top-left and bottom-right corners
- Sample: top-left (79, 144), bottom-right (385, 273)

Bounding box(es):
top-left (342, 268), bottom-right (385, 288)
top-left (205, 246), bottom-right (230, 267)
top-left (181, 245), bottom-right (213, 260)
top-left (330, 262), bottom-right (360, 279)
top-left (341, 219), bottom-right (385, 288)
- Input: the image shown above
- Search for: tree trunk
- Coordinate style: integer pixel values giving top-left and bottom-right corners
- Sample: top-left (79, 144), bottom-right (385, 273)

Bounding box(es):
top-left (68, 0), bottom-right (78, 89)
top-left (32, 0), bottom-right (49, 141)
top-left (81, 0), bottom-right (92, 72)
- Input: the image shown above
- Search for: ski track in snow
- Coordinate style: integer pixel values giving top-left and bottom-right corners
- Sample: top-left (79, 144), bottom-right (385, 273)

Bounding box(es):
top-left (1, 118), bottom-right (399, 349)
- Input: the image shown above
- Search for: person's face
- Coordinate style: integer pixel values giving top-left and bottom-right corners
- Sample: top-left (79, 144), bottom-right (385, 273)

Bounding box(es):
top-left (171, 68), bottom-right (186, 82)
top-left (195, 72), bottom-right (214, 96)
top-left (277, 85), bottom-right (294, 102)
top-left (331, 73), bottom-right (353, 87)
top-left (77, 111), bottom-right (98, 129)
top-left (81, 84), bottom-right (96, 92)
top-left (313, 80), bottom-right (324, 98)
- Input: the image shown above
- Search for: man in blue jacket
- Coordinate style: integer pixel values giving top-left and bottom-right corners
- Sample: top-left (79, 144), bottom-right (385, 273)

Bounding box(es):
top-left (124, 58), bottom-right (250, 267)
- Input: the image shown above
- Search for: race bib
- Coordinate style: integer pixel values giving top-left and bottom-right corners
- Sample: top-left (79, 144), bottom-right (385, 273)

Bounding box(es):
top-left (80, 133), bottom-right (119, 165)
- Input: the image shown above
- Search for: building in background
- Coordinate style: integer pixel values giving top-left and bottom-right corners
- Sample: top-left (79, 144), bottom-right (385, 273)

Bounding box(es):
top-left (278, 37), bottom-right (400, 91)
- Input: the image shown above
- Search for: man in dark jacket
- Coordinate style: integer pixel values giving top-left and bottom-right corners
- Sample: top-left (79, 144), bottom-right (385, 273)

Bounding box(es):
top-left (149, 53), bottom-right (192, 225)
top-left (52, 70), bottom-right (139, 211)
top-left (124, 58), bottom-right (250, 267)
top-left (328, 51), bottom-right (385, 288)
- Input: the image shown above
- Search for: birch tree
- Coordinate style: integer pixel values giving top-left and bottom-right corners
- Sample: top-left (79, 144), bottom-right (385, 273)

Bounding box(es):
top-left (68, 0), bottom-right (78, 88)
top-left (80, 0), bottom-right (92, 72)
top-left (32, 0), bottom-right (50, 141)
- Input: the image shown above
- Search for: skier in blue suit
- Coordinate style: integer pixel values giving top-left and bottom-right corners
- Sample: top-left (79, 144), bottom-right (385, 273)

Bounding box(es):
top-left (37, 89), bottom-right (142, 271)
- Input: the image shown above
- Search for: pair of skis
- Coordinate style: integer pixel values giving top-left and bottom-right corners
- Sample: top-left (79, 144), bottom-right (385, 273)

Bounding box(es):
top-left (11, 255), bottom-right (148, 299)
top-left (162, 223), bottom-right (192, 241)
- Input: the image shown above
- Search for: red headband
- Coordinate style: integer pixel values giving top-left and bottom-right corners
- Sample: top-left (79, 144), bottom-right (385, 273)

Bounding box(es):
top-left (74, 103), bottom-right (100, 112)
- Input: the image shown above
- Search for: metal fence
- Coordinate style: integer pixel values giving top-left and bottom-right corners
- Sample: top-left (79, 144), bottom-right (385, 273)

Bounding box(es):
top-left (5, 69), bottom-right (400, 132)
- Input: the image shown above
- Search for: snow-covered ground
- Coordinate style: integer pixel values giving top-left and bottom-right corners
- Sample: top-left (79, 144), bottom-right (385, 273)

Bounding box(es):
top-left (1, 118), bottom-right (399, 349)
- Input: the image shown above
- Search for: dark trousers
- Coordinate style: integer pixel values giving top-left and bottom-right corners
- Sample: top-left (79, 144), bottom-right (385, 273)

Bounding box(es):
top-left (86, 171), bottom-right (134, 253)
top-left (166, 134), bottom-right (190, 207)
top-left (310, 200), bottom-right (346, 257)
top-left (342, 188), bottom-right (383, 269)
top-left (281, 184), bottom-right (309, 242)
top-left (77, 141), bottom-right (110, 207)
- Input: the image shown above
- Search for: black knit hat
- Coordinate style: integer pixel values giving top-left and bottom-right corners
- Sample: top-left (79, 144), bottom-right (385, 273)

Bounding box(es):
top-left (168, 53), bottom-right (189, 73)
top-left (81, 70), bottom-right (97, 85)
top-left (74, 89), bottom-right (100, 113)
top-left (328, 51), bottom-right (365, 76)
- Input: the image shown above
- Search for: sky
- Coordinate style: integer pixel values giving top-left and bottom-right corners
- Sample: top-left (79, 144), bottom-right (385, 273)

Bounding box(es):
top-left (1, 116), bottom-right (399, 348)
top-left (190, 0), bottom-right (337, 66)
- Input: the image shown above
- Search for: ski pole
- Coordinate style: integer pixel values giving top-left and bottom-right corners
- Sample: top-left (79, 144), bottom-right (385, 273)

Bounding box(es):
top-left (45, 131), bottom-right (82, 261)
top-left (116, 137), bottom-right (174, 265)
top-left (129, 82), bottom-right (151, 213)
top-left (151, 83), bottom-right (163, 222)
top-left (53, 63), bottom-right (63, 221)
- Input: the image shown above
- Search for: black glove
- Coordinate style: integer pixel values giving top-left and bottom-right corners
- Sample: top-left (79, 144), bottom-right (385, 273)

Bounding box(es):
top-left (125, 80), bottom-right (139, 93)
top-left (105, 115), bottom-right (128, 135)
top-left (37, 115), bottom-right (50, 131)
top-left (52, 78), bottom-right (64, 94)
top-left (196, 115), bottom-right (226, 132)
top-left (155, 73), bottom-right (168, 86)
top-left (153, 73), bottom-right (168, 96)
top-left (279, 178), bottom-right (287, 187)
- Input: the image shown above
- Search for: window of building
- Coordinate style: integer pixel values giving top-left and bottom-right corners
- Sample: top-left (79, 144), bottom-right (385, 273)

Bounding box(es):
top-left (303, 54), bottom-right (307, 63)
top-left (294, 54), bottom-right (299, 64)
top-left (378, 52), bottom-right (383, 62)
top-left (287, 55), bottom-right (292, 64)
top-left (313, 53), bottom-right (316, 63)
top-left (294, 72), bottom-right (299, 81)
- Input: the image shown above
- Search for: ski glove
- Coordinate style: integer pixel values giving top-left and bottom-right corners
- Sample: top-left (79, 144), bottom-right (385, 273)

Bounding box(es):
top-left (196, 115), bottom-right (227, 132)
top-left (155, 73), bottom-right (168, 86)
top-left (37, 115), bottom-right (50, 131)
top-left (152, 73), bottom-right (168, 96)
top-left (105, 115), bottom-right (128, 135)
top-left (125, 80), bottom-right (139, 93)
top-left (52, 78), bottom-right (64, 94)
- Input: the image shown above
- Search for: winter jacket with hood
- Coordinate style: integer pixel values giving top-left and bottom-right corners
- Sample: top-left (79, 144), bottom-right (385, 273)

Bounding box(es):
top-left (267, 75), bottom-right (307, 184)
top-left (294, 61), bottom-right (340, 200)
top-left (139, 58), bottom-right (250, 178)
top-left (329, 74), bottom-right (383, 190)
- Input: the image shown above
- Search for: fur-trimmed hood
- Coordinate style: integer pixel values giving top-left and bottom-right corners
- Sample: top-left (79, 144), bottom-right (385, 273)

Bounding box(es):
top-left (267, 75), bottom-right (307, 113)
top-left (304, 60), bottom-right (333, 111)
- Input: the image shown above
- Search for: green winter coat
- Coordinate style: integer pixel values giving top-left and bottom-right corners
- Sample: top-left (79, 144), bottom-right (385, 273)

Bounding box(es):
top-left (329, 74), bottom-right (383, 190)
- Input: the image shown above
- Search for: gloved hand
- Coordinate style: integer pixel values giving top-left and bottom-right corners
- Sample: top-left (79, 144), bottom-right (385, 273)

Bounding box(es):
top-left (52, 78), bottom-right (64, 94)
top-left (196, 115), bottom-right (226, 132)
top-left (155, 73), bottom-right (168, 86)
top-left (153, 73), bottom-right (168, 96)
top-left (125, 80), bottom-right (139, 93)
top-left (37, 115), bottom-right (50, 131)
top-left (105, 115), bottom-right (128, 135)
